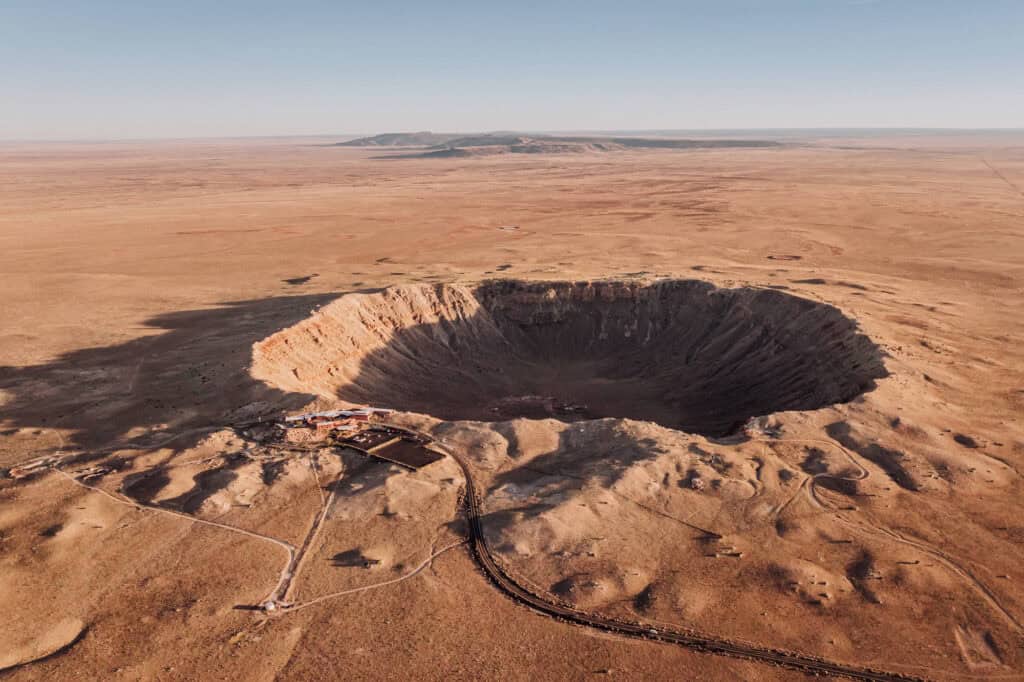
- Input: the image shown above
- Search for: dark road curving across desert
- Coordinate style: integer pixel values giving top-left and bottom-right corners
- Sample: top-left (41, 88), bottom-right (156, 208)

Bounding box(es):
top-left (437, 428), bottom-right (921, 681)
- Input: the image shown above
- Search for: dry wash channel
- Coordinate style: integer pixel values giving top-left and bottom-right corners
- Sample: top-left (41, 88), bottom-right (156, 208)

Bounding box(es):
top-left (253, 280), bottom-right (886, 435)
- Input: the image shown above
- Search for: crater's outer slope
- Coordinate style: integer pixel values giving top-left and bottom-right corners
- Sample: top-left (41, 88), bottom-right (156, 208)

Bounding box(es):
top-left (253, 280), bottom-right (886, 435)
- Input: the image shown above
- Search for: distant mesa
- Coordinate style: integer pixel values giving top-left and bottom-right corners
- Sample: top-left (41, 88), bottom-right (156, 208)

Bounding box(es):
top-left (336, 131), bottom-right (783, 158)
top-left (334, 132), bottom-right (466, 147)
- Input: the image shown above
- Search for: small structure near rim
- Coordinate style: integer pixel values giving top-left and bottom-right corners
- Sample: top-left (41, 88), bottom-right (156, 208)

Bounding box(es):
top-left (335, 426), bottom-right (444, 470)
top-left (281, 407), bottom-right (444, 470)
top-left (280, 407), bottom-right (387, 444)
top-left (7, 456), bottom-right (65, 480)
top-left (284, 407), bottom-right (392, 427)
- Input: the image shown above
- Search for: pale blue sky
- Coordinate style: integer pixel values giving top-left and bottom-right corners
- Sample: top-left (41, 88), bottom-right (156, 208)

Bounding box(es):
top-left (2, 0), bottom-right (1022, 139)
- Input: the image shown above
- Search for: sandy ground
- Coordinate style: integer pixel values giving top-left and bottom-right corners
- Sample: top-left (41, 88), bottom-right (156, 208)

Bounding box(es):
top-left (1, 135), bottom-right (1023, 679)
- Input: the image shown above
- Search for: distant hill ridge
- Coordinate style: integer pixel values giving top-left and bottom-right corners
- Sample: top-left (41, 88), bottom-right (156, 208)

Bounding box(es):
top-left (335, 132), bottom-right (464, 147)
top-left (336, 132), bottom-right (783, 156)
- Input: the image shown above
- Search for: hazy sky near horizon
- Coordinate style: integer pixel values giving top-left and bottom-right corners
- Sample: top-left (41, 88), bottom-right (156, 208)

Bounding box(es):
top-left (2, 0), bottom-right (1022, 140)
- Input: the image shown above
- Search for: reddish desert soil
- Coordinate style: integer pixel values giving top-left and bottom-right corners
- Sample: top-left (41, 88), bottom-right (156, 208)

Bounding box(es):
top-left (1, 135), bottom-right (1023, 680)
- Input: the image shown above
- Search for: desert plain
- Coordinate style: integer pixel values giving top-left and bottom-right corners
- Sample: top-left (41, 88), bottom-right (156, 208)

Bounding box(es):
top-left (1, 132), bottom-right (1023, 680)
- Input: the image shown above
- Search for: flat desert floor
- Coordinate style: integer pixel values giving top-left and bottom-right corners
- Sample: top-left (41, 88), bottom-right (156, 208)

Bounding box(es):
top-left (1, 134), bottom-right (1023, 680)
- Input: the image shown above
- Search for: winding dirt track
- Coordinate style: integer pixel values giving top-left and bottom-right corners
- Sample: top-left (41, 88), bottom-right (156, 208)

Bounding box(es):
top-left (53, 466), bottom-right (298, 604)
top-left (771, 437), bottom-right (1024, 635)
top-left (429, 435), bottom-right (923, 681)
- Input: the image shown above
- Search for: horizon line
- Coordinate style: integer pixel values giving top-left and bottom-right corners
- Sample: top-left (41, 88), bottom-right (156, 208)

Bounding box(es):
top-left (3, 126), bottom-right (1024, 145)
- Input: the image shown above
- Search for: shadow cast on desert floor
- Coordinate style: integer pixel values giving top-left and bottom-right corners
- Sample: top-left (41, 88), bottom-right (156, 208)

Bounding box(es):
top-left (0, 291), bottom-right (386, 461)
